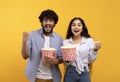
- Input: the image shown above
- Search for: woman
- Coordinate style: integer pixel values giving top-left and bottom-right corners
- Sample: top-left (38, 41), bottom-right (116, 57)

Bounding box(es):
top-left (63, 17), bottom-right (101, 82)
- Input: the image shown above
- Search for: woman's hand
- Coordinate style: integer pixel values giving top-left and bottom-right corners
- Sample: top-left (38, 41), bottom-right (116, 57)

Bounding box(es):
top-left (93, 41), bottom-right (102, 51)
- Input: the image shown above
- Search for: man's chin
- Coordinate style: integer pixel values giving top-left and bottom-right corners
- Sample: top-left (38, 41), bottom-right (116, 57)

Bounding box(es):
top-left (43, 28), bottom-right (53, 34)
top-left (45, 30), bottom-right (52, 33)
top-left (44, 30), bottom-right (52, 34)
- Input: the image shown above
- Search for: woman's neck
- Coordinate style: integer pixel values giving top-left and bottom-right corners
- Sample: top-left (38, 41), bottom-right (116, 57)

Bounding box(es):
top-left (72, 36), bottom-right (82, 44)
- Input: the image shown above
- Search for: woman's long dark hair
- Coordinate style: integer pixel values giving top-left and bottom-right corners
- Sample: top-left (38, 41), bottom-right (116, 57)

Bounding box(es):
top-left (66, 17), bottom-right (91, 39)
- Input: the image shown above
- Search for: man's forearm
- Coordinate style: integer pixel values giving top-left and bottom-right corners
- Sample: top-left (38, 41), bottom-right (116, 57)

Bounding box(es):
top-left (21, 43), bottom-right (29, 59)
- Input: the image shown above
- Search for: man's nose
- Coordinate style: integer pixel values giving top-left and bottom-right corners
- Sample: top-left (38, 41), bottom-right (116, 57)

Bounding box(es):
top-left (46, 21), bottom-right (51, 24)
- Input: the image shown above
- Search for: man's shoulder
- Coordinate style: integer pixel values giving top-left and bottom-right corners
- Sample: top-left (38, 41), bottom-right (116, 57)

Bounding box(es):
top-left (53, 32), bottom-right (62, 38)
top-left (29, 29), bottom-right (41, 35)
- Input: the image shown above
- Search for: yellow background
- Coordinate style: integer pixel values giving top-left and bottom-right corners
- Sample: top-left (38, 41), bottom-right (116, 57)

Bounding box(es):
top-left (0, 0), bottom-right (120, 82)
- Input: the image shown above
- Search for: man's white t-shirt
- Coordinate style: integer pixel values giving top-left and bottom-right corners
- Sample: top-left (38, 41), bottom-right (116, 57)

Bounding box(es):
top-left (36, 35), bottom-right (52, 79)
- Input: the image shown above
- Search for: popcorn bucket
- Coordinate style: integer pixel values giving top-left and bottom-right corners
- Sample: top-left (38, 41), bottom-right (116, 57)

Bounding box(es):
top-left (41, 48), bottom-right (56, 61)
top-left (61, 45), bottom-right (76, 61)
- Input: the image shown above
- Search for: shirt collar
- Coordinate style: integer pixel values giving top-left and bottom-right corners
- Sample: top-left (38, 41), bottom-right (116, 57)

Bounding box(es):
top-left (38, 27), bottom-right (54, 38)
top-left (68, 37), bottom-right (86, 44)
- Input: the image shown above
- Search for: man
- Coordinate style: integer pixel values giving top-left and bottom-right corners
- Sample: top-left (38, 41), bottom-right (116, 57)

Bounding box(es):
top-left (21, 9), bottom-right (63, 82)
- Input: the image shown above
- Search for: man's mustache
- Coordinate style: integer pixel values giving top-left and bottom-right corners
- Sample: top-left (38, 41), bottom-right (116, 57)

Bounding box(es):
top-left (45, 24), bottom-right (52, 28)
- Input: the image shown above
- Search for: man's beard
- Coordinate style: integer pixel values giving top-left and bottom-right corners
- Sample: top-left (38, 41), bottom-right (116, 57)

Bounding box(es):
top-left (43, 28), bottom-right (53, 35)
top-left (42, 24), bottom-right (54, 36)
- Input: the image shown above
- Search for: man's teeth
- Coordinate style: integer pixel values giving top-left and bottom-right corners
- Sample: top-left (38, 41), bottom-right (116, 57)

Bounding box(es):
top-left (46, 25), bottom-right (51, 28)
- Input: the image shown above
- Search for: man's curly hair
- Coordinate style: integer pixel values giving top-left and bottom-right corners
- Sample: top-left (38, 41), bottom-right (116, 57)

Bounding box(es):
top-left (39, 9), bottom-right (58, 24)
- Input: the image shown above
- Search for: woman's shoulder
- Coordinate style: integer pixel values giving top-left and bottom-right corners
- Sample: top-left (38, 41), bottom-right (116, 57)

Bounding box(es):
top-left (83, 37), bottom-right (94, 41)
top-left (63, 39), bottom-right (71, 45)
top-left (83, 37), bottom-right (94, 45)
top-left (63, 38), bottom-right (70, 42)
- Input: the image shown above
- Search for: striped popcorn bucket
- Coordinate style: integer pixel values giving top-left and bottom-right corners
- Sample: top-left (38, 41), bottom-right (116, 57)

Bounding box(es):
top-left (61, 46), bottom-right (76, 61)
top-left (41, 48), bottom-right (56, 61)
